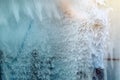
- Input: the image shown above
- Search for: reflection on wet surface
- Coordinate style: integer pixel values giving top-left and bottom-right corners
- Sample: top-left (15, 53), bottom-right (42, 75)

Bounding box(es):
top-left (106, 58), bottom-right (120, 80)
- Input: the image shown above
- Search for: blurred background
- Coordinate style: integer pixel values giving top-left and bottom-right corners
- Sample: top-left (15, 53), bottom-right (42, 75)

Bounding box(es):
top-left (107, 0), bottom-right (120, 80)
